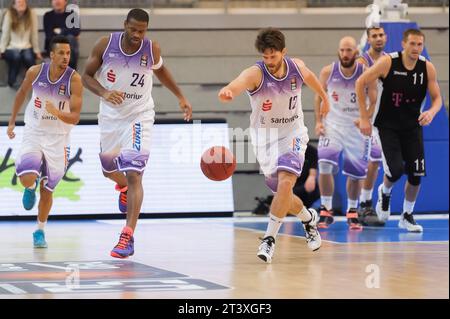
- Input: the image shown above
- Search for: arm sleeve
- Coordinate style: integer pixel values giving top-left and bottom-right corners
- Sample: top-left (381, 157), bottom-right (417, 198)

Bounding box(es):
top-left (0, 11), bottom-right (11, 53)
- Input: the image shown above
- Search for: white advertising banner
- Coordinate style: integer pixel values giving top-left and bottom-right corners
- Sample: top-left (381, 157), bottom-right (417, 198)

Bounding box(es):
top-left (0, 122), bottom-right (234, 216)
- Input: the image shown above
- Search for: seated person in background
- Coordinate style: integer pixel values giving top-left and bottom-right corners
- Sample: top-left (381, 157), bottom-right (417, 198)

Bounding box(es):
top-left (44, 0), bottom-right (80, 70)
top-left (253, 143), bottom-right (320, 215)
top-left (0, 0), bottom-right (41, 89)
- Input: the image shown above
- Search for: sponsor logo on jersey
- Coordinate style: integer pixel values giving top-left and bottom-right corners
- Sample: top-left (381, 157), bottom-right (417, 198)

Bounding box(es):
top-left (107, 69), bottom-right (116, 83)
top-left (133, 122), bottom-right (142, 151)
top-left (58, 84), bottom-right (67, 96)
top-left (109, 53), bottom-right (116, 58)
top-left (290, 77), bottom-right (297, 91)
top-left (122, 92), bottom-right (144, 100)
top-left (38, 82), bottom-right (48, 88)
top-left (262, 100), bottom-right (272, 112)
top-left (34, 97), bottom-right (42, 108)
top-left (342, 106), bottom-right (359, 113)
top-left (293, 137), bottom-right (302, 153)
top-left (392, 92), bottom-right (403, 107)
top-left (140, 55), bottom-right (149, 67)
top-left (332, 91), bottom-right (339, 102)
top-left (394, 71), bottom-right (407, 76)
top-left (271, 114), bottom-right (299, 124)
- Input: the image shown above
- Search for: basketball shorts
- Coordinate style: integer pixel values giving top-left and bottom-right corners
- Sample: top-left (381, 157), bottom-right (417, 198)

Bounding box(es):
top-left (318, 122), bottom-right (370, 179)
top-left (99, 113), bottom-right (154, 173)
top-left (15, 127), bottom-right (70, 192)
top-left (252, 130), bottom-right (309, 193)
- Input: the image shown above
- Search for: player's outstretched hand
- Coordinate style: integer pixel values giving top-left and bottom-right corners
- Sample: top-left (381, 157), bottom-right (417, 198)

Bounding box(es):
top-left (218, 88), bottom-right (233, 102)
top-left (102, 90), bottom-right (124, 105)
top-left (418, 110), bottom-right (435, 126)
top-left (179, 97), bottom-right (192, 122)
top-left (7, 122), bottom-right (15, 139)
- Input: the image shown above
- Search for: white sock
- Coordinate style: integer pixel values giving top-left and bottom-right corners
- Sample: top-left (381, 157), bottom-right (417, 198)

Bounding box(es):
top-left (360, 188), bottom-right (373, 202)
top-left (347, 199), bottom-right (359, 211)
top-left (264, 213), bottom-right (283, 239)
top-left (37, 219), bottom-right (46, 230)
top-left (297, 206), bottom-right (312, 223)
top-left (321, 196), bottom-right (333, 210)
top-left (403, 200), bottom-right (416, 214)
top-left (382, 184), bottom-right (393, 195)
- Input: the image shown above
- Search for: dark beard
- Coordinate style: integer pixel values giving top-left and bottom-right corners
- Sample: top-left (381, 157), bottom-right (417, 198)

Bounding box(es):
top-left (339, 55), bottom-right (356, 68)
top-left (267, 60), bottom-right (283, 75)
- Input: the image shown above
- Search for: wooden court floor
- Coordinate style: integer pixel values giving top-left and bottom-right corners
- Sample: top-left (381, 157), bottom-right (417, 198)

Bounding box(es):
top-left (0, 216), bottom-right (448, 299)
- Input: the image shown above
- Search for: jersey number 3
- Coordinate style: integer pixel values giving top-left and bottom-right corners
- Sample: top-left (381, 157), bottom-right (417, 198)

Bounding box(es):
top-left (131, 73), bottom-right (145, 87)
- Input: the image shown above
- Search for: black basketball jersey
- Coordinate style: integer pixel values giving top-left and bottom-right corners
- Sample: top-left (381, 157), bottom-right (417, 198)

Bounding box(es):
top-left (375, 51), bottom-right (428, 130)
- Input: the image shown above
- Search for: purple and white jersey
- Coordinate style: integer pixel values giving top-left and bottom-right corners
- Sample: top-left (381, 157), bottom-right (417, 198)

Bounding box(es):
top-left (325, 62), bottom-right (365, 127)
top-left (24, 63), bottom-right (75, 135)
top-left (98, 32), bottom-right (155, 122)
top-left (247, 57), bottom-right (308, 144)
top-left (361, 50), bottom-right (386, 68)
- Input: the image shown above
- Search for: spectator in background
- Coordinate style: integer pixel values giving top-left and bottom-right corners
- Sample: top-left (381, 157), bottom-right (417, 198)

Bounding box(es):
top-left (0, 0), bottom-right (41, 89)
top-left (253, 143), bottom-right (320, 215)
top-left (44, 0), bottom-right (80, 69)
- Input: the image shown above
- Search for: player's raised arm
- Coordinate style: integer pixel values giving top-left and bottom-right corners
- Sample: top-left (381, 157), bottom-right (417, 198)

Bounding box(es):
top-left (45, 73), bottom-right (83, 125)
top-left (152, 41), bottom-right (192, 121)
top-left (312, 64), bottom-right (331, 136)
top-left (81, 36), bottom-right (124, 105)
top-left (7, 65), bottom-right (41, 139)
top-left (418, 61), bottom-right (442, 126)
top-left (355, 55), bottom-right (391, 136)
top-left (218, 66), bottom-right (261, 103)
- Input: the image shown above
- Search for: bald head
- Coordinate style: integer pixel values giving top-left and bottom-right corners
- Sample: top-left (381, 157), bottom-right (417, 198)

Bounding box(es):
top-left (338, 36), bottom-right (358, 68)
top-left (339, 36), bottom-right (357, 49)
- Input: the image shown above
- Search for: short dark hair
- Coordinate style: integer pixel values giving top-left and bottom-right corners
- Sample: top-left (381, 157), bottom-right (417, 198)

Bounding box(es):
top-left (255, 28), bottom-right (285, 53)
top-left (403, 29), bottom-right (425, 42)
top-left (50, 35), bottom-right (70, 52)
top-left (126, 8), bottom-right (149, 24)
top-left (366, 27), bottom-right (384, 37)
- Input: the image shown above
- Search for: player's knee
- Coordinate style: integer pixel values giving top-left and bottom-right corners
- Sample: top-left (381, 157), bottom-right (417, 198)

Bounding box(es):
top-left (126, 171), bottom-right (141, 185)
top-left (408, 174), bottom-right (421, 186)
top-left (277, 179), bottom-right (294, 195)
top-left (386, 165), bottom-right (403, 183)
top-left (19, 174), bottom-right (37, 188)
top-left (319, 162), bottom-right (336, 175)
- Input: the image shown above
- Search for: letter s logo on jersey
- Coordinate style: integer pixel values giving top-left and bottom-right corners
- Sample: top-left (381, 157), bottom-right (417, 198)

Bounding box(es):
top-left (262, 100), bottom-right (272, 112)
top-left (34, 97), bottom-right (42, 109)
top-left (332, 91), bottom-right (339, 102)
top-left (107, 69), bottom-right (116, 83)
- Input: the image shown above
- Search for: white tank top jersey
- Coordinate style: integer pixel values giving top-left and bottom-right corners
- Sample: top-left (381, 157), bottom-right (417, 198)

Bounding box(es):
top-left (98, 32), bottom-right (156, 122)
top-left (24, 62), bottom-right (75, 135)
top-left (247, 57), bottom-right (308, 144)
top-left (325, 61), bottom-right (365, 127)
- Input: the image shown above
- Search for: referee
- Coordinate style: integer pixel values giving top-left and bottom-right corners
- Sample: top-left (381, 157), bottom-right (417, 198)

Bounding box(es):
top-left (355, 29), bottom-right (443, 232)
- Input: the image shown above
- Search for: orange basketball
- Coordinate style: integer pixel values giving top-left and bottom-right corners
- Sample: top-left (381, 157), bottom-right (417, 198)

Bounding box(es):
top-left (200, 146), bottom-right (236, 181)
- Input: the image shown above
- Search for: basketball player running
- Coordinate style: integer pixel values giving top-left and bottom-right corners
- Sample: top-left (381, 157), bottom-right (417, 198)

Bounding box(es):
top-left (315, 36), bottom-right (377, 230)
top-left (356, 27), bottom-right (387, 223)
top-left (218, 28), bottom-right (329, 263)
top-left (82, 9), bottom-right (192, 258)
top-left (6, 36), bottom-right (83, 248)
top-left (356, 29), bottom-right (442, 232)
